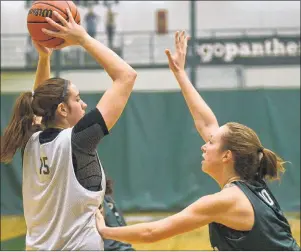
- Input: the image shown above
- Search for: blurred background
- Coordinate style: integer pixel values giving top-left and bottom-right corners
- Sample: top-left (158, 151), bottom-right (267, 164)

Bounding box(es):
top-left (1, 0), bottom-right (300, 250)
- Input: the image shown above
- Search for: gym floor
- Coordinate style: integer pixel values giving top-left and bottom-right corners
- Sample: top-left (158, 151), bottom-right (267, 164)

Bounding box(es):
top-left (1, 212), bottom-right (300, 250)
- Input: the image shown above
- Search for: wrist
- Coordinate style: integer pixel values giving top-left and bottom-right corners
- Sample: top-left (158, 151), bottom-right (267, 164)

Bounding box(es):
top-left (173, 69), bottom-right (187, 77)
top-left (79, 33), bottom-right (92, 47)
top-left (98, 227), bottom-right (108, 238)
top-left (39, 55), bottom-right (51, 60)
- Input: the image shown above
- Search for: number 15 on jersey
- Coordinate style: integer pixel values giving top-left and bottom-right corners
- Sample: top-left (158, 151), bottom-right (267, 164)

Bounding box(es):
top-left (40, 156), bottom-right (50, 175)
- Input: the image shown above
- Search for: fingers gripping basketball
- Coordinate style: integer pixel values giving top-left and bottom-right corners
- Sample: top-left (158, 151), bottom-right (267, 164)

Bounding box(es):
top-left (27, 1), bottom-right (81, 48)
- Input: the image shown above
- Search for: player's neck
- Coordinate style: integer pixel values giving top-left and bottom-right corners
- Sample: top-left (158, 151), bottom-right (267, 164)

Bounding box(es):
top-left (48, 119), bottom-right (70, 130)
top-left (221, 175), bottom-right (242, 190)
top-left (48, 123), bottom-right (68, 130)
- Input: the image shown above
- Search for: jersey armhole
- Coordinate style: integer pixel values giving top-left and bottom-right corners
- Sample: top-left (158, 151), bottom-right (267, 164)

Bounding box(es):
top-left (234, 183), bottom-right (258, 235)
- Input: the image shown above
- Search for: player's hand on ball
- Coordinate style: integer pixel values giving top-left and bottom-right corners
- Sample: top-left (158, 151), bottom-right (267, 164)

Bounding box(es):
top-left (165, 31), bottom-right (190, 73)
top-left (32, 40), bottom-right (53, 57)
top-left (95, 209), bottom-right (106, 234)
top-left (42, 8), bottom-right (89, 49)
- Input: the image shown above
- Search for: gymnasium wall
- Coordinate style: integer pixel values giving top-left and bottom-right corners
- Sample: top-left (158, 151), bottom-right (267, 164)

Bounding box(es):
top-left (1, 89), bottom-right (300, 214)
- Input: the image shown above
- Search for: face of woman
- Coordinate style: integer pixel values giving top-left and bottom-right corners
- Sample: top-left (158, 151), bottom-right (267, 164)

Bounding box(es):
top-left (201, 125), bottom-right (229, 177)
top-left (65, 84), bottom-right (87, 127)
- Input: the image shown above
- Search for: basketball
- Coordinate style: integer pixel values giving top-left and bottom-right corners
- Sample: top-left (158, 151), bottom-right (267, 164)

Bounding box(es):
top-left (27, 1), bottom-right (81, 48)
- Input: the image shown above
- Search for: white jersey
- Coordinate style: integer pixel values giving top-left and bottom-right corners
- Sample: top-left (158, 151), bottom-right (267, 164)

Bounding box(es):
top-left (22, 128), bottom-right (106, 250)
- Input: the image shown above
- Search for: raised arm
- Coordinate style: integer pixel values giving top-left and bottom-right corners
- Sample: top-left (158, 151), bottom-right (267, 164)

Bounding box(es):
top-left (81, 35), bottom-right (137, 131)
top-left (32, 41), bottom-right (53, 90)
top-left (165, 31), bottom-right (219, 142)
top-left (43, 9), bottom-right (137, 131)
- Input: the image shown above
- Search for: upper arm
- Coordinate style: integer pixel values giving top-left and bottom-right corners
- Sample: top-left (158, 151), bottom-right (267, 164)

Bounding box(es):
top-left (96, 75), bottom-right (136, 131)
top-left (148, 193), bottom-right (232, 242)
top-left (195, 123), bottom-right (219, 143)
top-left (72, 108), bottom-right (109, 152)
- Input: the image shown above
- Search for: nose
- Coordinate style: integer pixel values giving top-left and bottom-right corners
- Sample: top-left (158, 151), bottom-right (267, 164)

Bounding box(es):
top-left (201, 143), bottom-right (206, 152)
top-left (82, 101), bottom-right (87, 110)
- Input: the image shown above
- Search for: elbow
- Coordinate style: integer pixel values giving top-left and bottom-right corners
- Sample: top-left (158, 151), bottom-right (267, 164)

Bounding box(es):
top-left (118, 69), bottom-right (137, 86)
top-left (127, 69), bottom-right (138, 84)
top-left (129, 68), bottom-right (138, 79)
top-left (128, 69), bottom-right (138, 84)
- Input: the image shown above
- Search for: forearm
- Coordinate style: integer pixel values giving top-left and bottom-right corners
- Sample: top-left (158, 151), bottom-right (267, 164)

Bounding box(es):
top-left (173, 70), bottom-right (219, 141)
top-left (81, 35), bottom-right (137, 131)
top-left (100, 222), bottom-right (156, 244)
top-left (80, 35), bottom-right (135, 81)
top-left (99, 211), bottom-right (202, 244)
top-left (33, 56), bottom-right (51, 90)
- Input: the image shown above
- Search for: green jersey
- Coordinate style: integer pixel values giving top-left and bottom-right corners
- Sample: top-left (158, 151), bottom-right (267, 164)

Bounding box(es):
top-left (103, 195), bottom-right (135, 251)
top-left (209, 179), bottom-right (300, 250)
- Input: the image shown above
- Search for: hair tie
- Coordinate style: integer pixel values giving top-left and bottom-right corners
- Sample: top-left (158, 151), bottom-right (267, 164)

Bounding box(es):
top-left (258, 147), bottom-right (264, 153)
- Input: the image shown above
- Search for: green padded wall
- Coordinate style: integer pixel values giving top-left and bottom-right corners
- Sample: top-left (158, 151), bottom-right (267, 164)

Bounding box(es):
top-left (1, 89), bottom-right (300, 214)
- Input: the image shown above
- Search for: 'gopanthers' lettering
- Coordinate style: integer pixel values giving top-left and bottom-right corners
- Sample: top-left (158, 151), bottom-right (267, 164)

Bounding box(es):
top-left (28, 8), bottom-right (53, 18)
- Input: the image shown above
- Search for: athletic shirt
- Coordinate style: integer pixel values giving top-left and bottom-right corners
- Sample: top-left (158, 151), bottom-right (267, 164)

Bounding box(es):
top-left (22, 108), bottom-right (108, 250)
top-left (103, 195), bottom-right (135, 251)
top-left (209, 179), bottom-right (300, 251)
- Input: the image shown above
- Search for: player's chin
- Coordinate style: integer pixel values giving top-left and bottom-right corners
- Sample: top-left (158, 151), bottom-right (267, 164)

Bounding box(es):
top-left (201, 161), bottom-right (208, 173)
top-left (72, 114), bottom-right (85, 125)
top-left (79, 112), bottom-right (85, 119)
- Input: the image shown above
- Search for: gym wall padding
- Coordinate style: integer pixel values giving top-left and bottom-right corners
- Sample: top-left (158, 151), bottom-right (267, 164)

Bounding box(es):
top-left (1, 89), bottom-right (300, 215)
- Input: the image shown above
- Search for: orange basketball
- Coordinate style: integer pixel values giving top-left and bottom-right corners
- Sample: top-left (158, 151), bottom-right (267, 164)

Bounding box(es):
top-left (27, 1), bottom-right (81, 48)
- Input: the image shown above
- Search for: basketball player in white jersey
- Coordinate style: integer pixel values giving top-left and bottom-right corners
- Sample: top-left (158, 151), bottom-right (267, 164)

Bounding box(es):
top-left (1, 8), bottom-right (137, 250)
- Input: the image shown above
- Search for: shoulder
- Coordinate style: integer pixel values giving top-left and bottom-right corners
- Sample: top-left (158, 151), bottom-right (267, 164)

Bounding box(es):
top-left (73, 108), bottom-right (109, 135)
top-left (192, 185), bottom-right (248, 215)
top-left (206, 185), bottom-right (242, 205)
top-left (186, 189), bottom-right (236, 217)
top-left (219, 184), bottom-right (251, 206)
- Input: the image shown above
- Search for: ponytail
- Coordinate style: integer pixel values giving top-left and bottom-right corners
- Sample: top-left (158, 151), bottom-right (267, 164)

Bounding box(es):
top-left (258, 148), bottom-right (286, 181)
top-left (1, 78), bottom-right (70, 164)
top-left (1, 92), bottom-right (36, 163)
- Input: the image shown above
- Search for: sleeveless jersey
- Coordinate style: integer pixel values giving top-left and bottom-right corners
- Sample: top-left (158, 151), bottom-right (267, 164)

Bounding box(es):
top-left (209, 180), bottom-right (300, 250)
top-left (23, 128), bottom-right (106, 250)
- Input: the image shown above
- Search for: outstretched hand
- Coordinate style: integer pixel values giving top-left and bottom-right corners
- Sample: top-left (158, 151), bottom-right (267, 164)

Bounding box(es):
top-left (165, 31), bottom-right (190, 73)
top-left (42, 8), bottom-right (89, 50)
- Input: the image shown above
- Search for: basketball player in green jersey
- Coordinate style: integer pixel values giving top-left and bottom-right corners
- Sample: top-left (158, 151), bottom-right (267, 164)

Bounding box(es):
top-left (95, 31), bottom-right (300, 251)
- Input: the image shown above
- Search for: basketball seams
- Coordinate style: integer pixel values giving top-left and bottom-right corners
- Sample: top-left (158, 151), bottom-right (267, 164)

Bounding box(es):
top-left (65, 1), bottom-right (71, 22)
top-left (37, 37), bottom-right (57, 42)
top-left (65, 1), bottom-right (71, 11)
top-left (28, 21), bottom-right (63, 24)
top-left (65, 1), bottom-right (79, 23)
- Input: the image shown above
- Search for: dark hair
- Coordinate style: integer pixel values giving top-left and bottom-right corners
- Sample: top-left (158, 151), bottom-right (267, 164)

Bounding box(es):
top-left (221, 122), bottom-right (285, 181)
top-left (1, 78), bottom-right (70, 164)
top-left (105, 179), bottom-right (114, 195)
